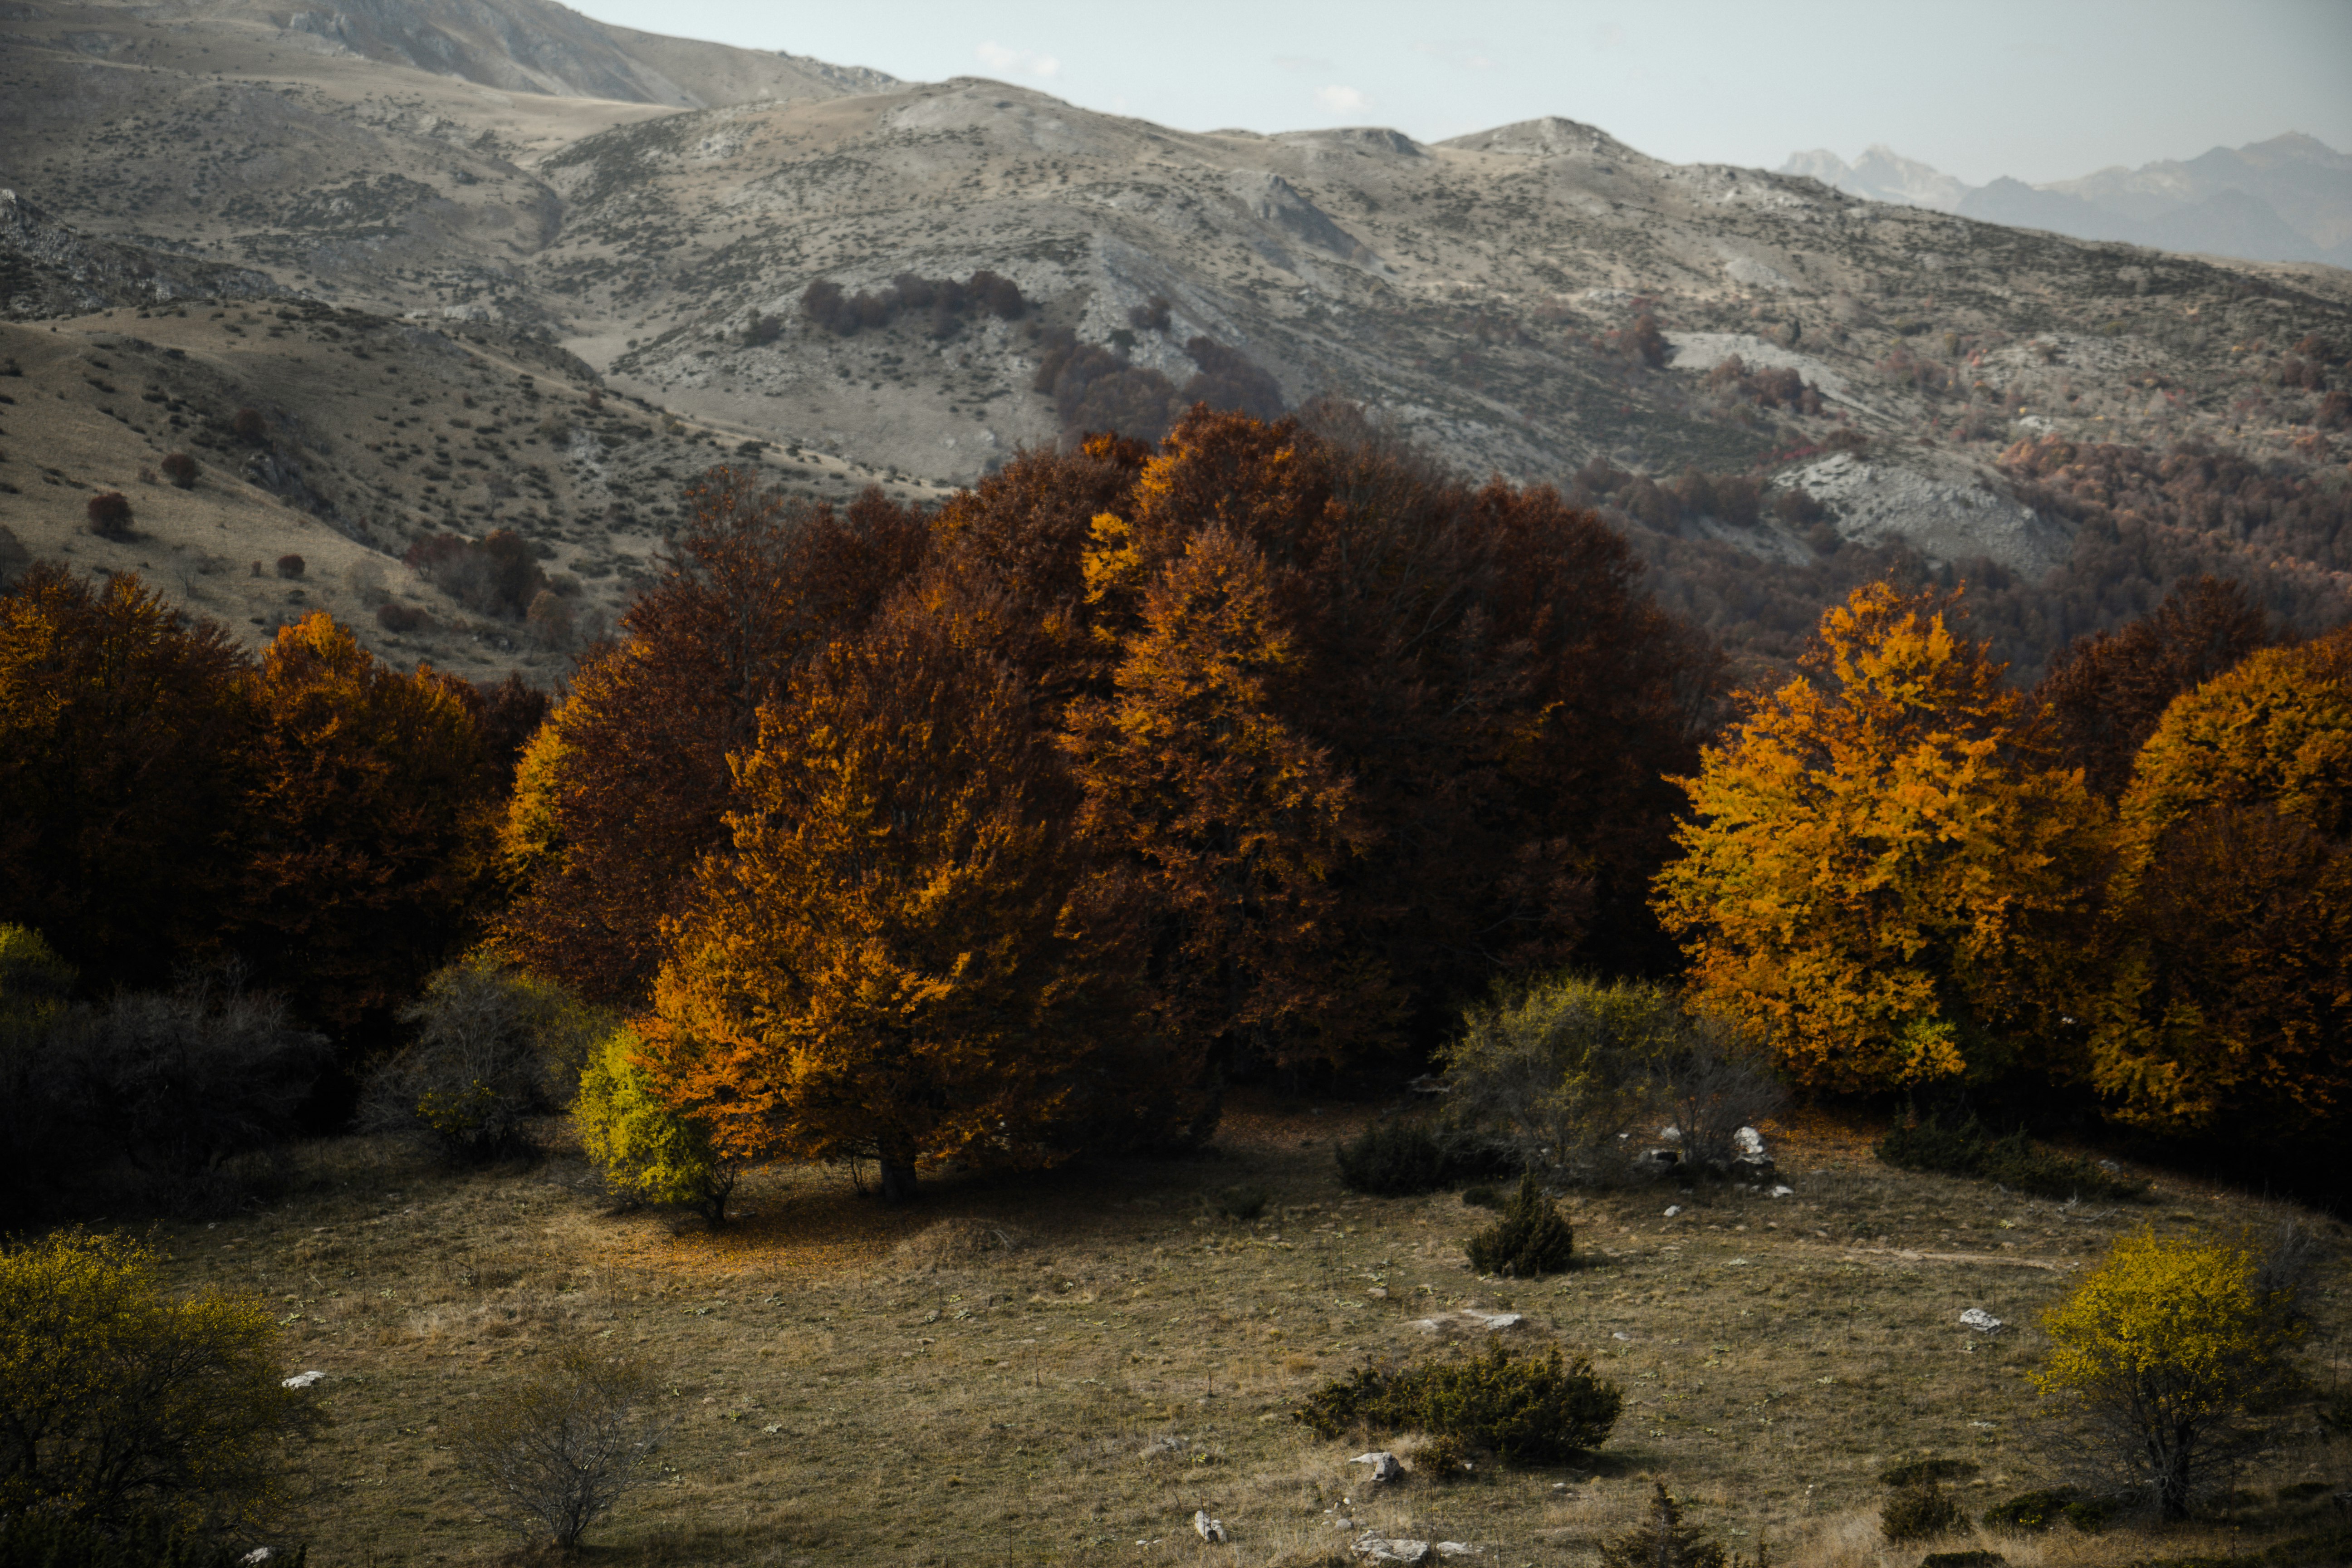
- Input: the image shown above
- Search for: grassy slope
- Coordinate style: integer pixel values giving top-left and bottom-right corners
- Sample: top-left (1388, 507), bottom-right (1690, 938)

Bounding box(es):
top-left (0, 303), bottom-right (943, 672)
top-left (150, 1101), bottom-right (2347, 1567)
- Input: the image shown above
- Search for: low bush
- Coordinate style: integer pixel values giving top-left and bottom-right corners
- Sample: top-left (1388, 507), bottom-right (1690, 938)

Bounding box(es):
top-left (1214, 1184), bottom-right (1269, 1220)
top-left (274, 554), bottom-right (305, 580)
top-left (1982, 1486), bottom-right (2081, 1531)
top-left (1336, 1121), bottom-right (1450, 1195)
top-left (1883, 1481), bottom-right (1965, 1542)
top-left (1875, 1109), bottom-right (2143, 1200)
top-left (361, 957), bottom-right (607, 1163)
top-left (1597, 1482), bottom-right (1728, 1568)
top-left (374, 602), bottom-right (428, 632)
top-left (1465, 1171), bottom-right (1577, 1277)
top-left (160, 452), bottom-right (199, 489)
top-left (86, 491), bottom-right (133, 539)
top-left (575, 1024), bottom-right (733, 1223)
top-left (1294, 1344), bottom-right (1621, 1464)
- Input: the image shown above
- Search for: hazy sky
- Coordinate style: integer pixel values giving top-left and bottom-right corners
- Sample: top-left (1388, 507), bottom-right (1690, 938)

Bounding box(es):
top-left (568, 0), bottom-right (2352, 186)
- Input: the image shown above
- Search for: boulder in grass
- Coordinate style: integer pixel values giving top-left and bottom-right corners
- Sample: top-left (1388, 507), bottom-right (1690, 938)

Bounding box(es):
top-left (1194, 1509), bottom-right (1227, 1543)
top-left (1960, 1308), bottom-right (2004, 1334)
top-left (281, 1370), bottom-right (324, 1389)
top-left (1350, 1450), bottom-right (1404, 1483)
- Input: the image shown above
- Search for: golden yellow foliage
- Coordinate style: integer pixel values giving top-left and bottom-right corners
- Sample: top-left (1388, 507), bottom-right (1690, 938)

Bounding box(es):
top-left (2087, 626), bottom-right (2352, 1132)
top-left (641, 588), bottom-right (1151, 1198)
top-left (1652, 583), bottom-right (2108, 1092)
top-left (575, 1023), bottom-right (735, 1223)
top-left (2032, 1225), bottom-right (2304, 1519)
top-left (0, 1231), bottom-right (322, 1529)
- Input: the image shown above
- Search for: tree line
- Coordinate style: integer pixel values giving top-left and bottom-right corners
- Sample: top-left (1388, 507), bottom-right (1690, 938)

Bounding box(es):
top-left (2, 406), bottom-right (2346, 1213)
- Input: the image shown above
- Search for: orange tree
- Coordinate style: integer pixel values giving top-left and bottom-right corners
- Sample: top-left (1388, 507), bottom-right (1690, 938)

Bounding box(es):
top-left (639, 576), bottom-right (1165, 1200)
top-left (1653, 582), bottom-right (2109, 1093)
top-left (499, 474), bottom-right (930, 1005)
top-left (2088, 625), bottom-right (2352, 1133)
top-left (1067, 408), bottom-right (1712, 1062)
top-left (0, 566), bottom-right (252, 987)
top-left (1064, 524), bottom-right (1382, 1071)
top-left (2036, 575), bottom-right (2274, 802)
top-left (231, 612), bottom-right (499, 1047)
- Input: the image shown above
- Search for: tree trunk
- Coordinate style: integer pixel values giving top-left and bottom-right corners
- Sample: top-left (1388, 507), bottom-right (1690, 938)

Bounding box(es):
top-left (2156, 1423), bottom-right (2193, 1521)
top-left (878, 1156), bottom-right (920, 1203)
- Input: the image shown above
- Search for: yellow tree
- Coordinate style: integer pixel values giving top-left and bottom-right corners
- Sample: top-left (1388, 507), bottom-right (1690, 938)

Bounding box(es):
top-left (1653, 583), bottom-right (2108, 1093)
top-left (0, 1232), bottom-right (323, 1529)
top-left (639, 579), bottom-right (1153, 1200)
top-left (2033, 1226), bottom-right (2305, 1520)
top-left (2089, 626), bottom-right (2352, 1132)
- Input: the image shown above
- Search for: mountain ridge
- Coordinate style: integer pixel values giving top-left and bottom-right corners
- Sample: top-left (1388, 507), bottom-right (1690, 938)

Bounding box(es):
top-left (1782, 133), bottom-right (2352, 268)
top-left (3, 0), bottom-right (2347, 688)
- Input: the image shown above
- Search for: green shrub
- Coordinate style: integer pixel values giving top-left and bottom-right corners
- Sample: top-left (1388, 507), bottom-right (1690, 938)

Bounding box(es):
top-left (2063, 1496), bottom-right (2119, 1533)
top-left (1982, 1486), bottom-right (2081, 1531)
top-left (1465, 1172), bottom-right (1577, 1277)
top-left (1336, 1121), bottom-right (1450, 1195)
top-left (1882, 1481), bottom-right (1965, 1542)
top-left (0, 1512), bottom-right (300, 1567)
top-left (1440, 972), bottom-right (1783, 1185)
top-left (1294, 1344), bottom-right (1620, 1464)
top-left (1597, 1482), bottom-right (1728, 1568)
top-left (1214, 1185), bottom-right (1269, 1220)
top-left (1875, 1110), bottom-right (2143, 1200)
top-left (0, 1233), bottom-right (323, 1534)
top-left (574, 1025), bottom-right (733, 1223)
top-left (1880, 1457), bottom-right (1978, 1487)
top-left (362, 957), bottom-right (609, 1163)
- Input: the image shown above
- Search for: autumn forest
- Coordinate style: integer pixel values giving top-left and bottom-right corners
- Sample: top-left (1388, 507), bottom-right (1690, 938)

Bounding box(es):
top-left (5, 404), bottom-right (2346, 1226)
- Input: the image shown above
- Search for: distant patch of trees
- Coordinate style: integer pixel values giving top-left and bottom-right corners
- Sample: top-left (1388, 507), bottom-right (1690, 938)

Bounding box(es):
top-left (0, 566), bottom-right (535, 1055)
top-left (799, 270), bottom-right (1027, 338)
top-left (1029, 330), bottom-right (1286, 445)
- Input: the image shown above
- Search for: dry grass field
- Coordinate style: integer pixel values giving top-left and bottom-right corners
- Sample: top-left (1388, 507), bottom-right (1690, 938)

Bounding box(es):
top-left (139, 1098), bottom-right (2349, 1567)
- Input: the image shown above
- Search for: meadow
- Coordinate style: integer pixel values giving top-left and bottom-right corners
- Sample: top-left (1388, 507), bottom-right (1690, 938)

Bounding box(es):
top-left (154, 1099), bottom-right (2347, 1568)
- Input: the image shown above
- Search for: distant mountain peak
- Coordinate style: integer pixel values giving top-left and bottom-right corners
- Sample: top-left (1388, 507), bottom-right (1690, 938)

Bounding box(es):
top-left (1773, 145), bottom-right (1969, 211)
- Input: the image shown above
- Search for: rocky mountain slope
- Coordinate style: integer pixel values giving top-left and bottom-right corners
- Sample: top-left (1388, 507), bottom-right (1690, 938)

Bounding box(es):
top-left (4, 0), bottom-right (2348, 681)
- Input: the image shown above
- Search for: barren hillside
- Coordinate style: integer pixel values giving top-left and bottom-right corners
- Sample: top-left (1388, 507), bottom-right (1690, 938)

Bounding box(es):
top-left (4, 0), bottom-right (2348, 679)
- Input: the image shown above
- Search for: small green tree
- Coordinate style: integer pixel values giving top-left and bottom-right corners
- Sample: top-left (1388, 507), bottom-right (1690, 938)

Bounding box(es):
top-left (2031, 1226), bottom-right (2306, 1520)
top-left (1598, 1482), bottom-right (1729, 1568)
top-left (575, 1024), bottom-right (735, 1224)
top-left (0, 1232), bottom-right (322, 1532)
top-left (1465, 1172), bottom-right (1577, 1277)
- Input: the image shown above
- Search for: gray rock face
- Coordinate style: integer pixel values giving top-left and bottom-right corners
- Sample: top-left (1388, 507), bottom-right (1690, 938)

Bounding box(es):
top-left (1349, 1450), bottom-right (1405, 1483)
